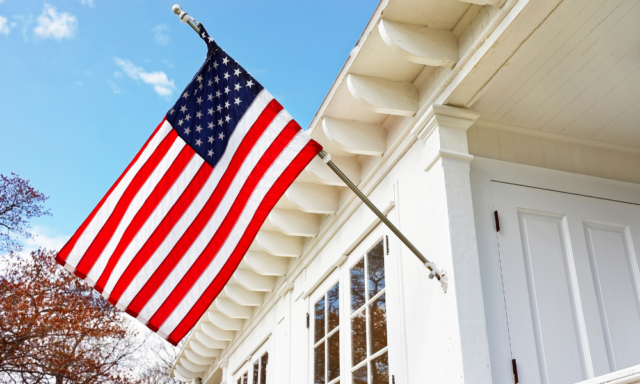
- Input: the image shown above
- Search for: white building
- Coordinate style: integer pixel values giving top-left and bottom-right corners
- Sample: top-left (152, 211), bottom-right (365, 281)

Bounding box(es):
top-left (171, 0), bottom-right (640, 382)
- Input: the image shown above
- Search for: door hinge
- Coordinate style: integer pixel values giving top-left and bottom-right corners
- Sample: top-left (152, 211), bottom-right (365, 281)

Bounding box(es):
top-left (392, 375), bottom-right (396, 384)
top-left (494, 210), bottom-right (500, 232)
top-left (512, 359), bottom-right (519, 384)
top-left (386, 235), bottom-right (389, 255)
top-left (306, 313), bottom-right (309, 329)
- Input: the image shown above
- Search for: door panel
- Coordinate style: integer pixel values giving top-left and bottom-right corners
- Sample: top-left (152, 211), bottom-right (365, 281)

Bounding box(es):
top-left (493, 182), bottom-right (640, 384)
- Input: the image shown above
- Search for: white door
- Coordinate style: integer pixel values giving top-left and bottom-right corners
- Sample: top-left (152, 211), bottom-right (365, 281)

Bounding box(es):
top-left (493, 182), bottom-right (640, 384)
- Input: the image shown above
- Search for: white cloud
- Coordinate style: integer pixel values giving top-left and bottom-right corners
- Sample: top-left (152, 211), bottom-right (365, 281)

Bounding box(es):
top-left (34, 4), bottom-right (77, 40)
top-left (18, 225), bottom-right (70, 257)
top-left (163, 60), bottom-right (173, 68)
top-left (80, 0), bottom-right (95, 7)
top-left (108, 79), bottom-right (121, 93)
top-left (0, 15), bottom-right (11, 35)
top-left (153, 24), bottom-right (170, 45)
top-left (113, 71), bottom-right (122, 78)
top-left (114, 58), bottom-right (175, 97)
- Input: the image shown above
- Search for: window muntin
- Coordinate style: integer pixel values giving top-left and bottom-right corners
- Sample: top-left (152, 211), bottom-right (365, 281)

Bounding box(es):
top-left (238, 351), bottom-right (268, 384)
top-left (349, 239), bottom-right (390, 384)
top-left (314, 282), bottom-right (340, 384)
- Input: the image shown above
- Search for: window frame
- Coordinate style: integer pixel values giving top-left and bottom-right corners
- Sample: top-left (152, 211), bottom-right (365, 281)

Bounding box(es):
top-left (234, 341), bottom-right (270, 384)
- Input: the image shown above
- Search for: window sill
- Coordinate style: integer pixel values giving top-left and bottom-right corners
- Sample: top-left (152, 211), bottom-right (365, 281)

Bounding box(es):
top-left (575, 365), bottom-right (640, 384)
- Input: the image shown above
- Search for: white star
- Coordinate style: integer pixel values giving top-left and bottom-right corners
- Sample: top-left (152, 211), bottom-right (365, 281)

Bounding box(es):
top-left (207, 149), bottom-right (214, 157)
top-left (169, 108), bottom-right (175, 115)
top-left (213, 61), bottom-right (219, 69)
top-left (199, 83), bottom-right (204, 90)
top-left (208, 122), bottom-right (214, 129)
top-left (208, 136), bottom-right (214, 143)
top-left (207, 94), bottom-right (214, 101)
top-left (224, 101), bottom-right (230, 109)
top-left (208, 36), bottom-right (214, 43)
top-left (182, 91), bottom-right (189, 99)
top-left (225, 115), bottom-right (231, 122)
top-left (218, 118), bottom-right (223, 126)
top-left (185, 114), bottom-right (192, 122)
top-left (214, 76), bottom-right (220, 84)
top-left (196, 75), bottom-right (203, 83)
top-left (217, 105), bottom-right (223, 112)
top-left (222, 57), bottom-right (229, 65)
top-left (201, 32), bottom-right (206, 38)
top-left (180, 105), bottom-right (188, 113)
top-left (207, 108), bottom-right (214, 115)
top-left (196, 125), bottom-right (203, 133)
top-left (234, 69), bottom-right (241, 77)
top-left (246, 80), bottom-right (254, 88)
top-left (224, 86), bottom-right (230, 94)
top-left (219, 132), bottom-right (226, 140)
top-left (234, 83), bottom-right (242, 91)
top-left (215, 90), bottom-right (222, 98)
top-left (234, 97), bottom-right (242, 106)
top-left (184, 127), bottom-right (191, 134)
top-left (224, 72), bottom-right (230, 80)
top-left (207, 79), bottom-right (213, 87)
top-left (196, 97), bottom-right (203, 105)
top-left (178, 119), bottom-right (184, 126)
top-left (196, 111), bottom-right (203, 119)
top-left (195, 138), bottom-right (202, 146)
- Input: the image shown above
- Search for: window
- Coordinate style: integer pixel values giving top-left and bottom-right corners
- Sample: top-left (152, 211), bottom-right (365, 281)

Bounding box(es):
top-left (314, 282), bottom-right (340, 384)
top-left (350, 239), bottom-right (389, 384)
top-left (237, 351), bottom-right (268, 384)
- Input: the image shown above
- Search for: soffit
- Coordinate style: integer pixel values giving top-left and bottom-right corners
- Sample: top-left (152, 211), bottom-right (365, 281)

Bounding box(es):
top-left (472, 0), bottom-right (640, 148)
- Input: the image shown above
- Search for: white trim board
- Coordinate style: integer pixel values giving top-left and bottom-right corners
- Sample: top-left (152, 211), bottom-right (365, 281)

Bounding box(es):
top-left (471, 157), bottom-right (640, 205)
top-left (474, 119), bottom-right (640, 156)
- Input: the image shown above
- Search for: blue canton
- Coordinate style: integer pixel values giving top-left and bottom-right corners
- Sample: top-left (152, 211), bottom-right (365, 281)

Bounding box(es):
top-left (166, 26), bottom-right (264, 168)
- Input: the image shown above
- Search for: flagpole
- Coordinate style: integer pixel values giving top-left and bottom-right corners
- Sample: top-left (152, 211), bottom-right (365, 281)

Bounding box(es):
top-left (169, 4), bottom-right (447, 293)
top-left (317, 151), bottom-right (447, 292)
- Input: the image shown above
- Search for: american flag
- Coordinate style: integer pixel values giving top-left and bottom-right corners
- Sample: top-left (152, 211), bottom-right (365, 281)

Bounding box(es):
top-left (56, 26), bottom-right (322, 344)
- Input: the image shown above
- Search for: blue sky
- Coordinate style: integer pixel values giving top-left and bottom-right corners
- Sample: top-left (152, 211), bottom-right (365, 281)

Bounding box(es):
top-left (0, 0), bottom-right (378, 247)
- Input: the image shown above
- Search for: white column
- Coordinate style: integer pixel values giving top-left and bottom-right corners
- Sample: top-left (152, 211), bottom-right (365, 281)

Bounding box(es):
top-left (415, 104), bottom-right (493, 384)
top-left (219, 358), bottom-right (229, 384)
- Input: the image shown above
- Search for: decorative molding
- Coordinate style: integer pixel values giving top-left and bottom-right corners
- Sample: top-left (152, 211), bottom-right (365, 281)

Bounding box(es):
top-left (201, 322), bottom-right (235, 341)
top-left (255, 230), bottom-right (303, 257)
top-left (379, 19), bottom-right (459, 68)
top-left (269, 209), bottom-right (320, 237)
top-left (474, 119), bottom-right (640, 156)
top-left (243, 251), bottom-right (289, 276)
top-left (425, 149), bottom-right (475, 172)
top-left (413, 104), bottom-right (481, 141)
top-left (347, 74), bottom-right (419, 117)
top-left (458, 0), bottom-right (506, 7)
top-left (305, 156), bottom-right (361, 186)
top-left (322, 117), bottom-right (386, 156)
top-left (286, 183), bottom-right (339, 214)
top-left (277, 281), bottom-right (294, 298)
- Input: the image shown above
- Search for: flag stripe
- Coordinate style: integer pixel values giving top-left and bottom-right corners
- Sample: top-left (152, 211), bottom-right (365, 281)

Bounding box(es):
top-left (164, 134), bottom-right (321, 341)
top-left (85, 137), bottom-right (187, 285)
top-left (143, 120), bottom-right (301, 326)
top-left (64, 120), bottom-right (174, 269)
top-left (74, 130), bottom-right (180, 278)
top-left (109, 94), bottom-right (280, 306)
top-left (57, 118), bottom-right (167, 266)
top-left (126, 107), bottom-right (292, 316)
top-left (108, 162), bottom-right (213, 305)
top-left (92, 145), bottom-right (197, 291)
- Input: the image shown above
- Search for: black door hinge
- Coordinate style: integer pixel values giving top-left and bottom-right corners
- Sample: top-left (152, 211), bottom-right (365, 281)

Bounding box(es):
top-left (306, 313), bottom-right (309, 329)
top-left (392, 375), bottom-right (396, 384)
top-left (512, 359), bottom-right (519, 383)
top-left (494, 211), bottom-right (500, 232)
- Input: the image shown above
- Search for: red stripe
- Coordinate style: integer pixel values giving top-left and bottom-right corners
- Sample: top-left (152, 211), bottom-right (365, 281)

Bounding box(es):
top-left (125, 100), bottom-right (285, 316)
top-left (56, 117), bottom-right (167, 266)
top-left (109, 163), bottom-right (213, 306)
top-left (108, 100), bottom-right (283, 305)
top-left (146, 121), bottom-right (302, 328)
top-left (166, 139), bottom-right (322, 344)
top-left (93, 146), bottom-right (196, 292)
top-left (74, 130), bottom-right (179, 279)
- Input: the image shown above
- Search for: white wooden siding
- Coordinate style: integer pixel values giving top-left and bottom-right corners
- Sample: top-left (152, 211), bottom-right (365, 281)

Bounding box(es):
top-left (468, 125), bottom-right (640, 184)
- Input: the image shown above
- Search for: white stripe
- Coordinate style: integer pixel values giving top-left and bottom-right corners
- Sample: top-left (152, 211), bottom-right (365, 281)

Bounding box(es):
top-left (101, 154), bottom-right (204, 296)
top-left (85, 138), bottom-right (186, 284)
top-left (115, 90), bottom-right (274, 307)
top-left (135, 110), bottom-right (293, 319)
top-left (65, 121), bottom-right (173, 268)
top-left (159, 132), bottom-right (311, 335)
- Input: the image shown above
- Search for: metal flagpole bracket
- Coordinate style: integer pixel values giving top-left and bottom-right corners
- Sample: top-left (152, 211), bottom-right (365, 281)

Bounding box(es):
top-left (171, 4), bottom-right (201, 34)
top-left (317, 150), bottom-right (448, 293)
